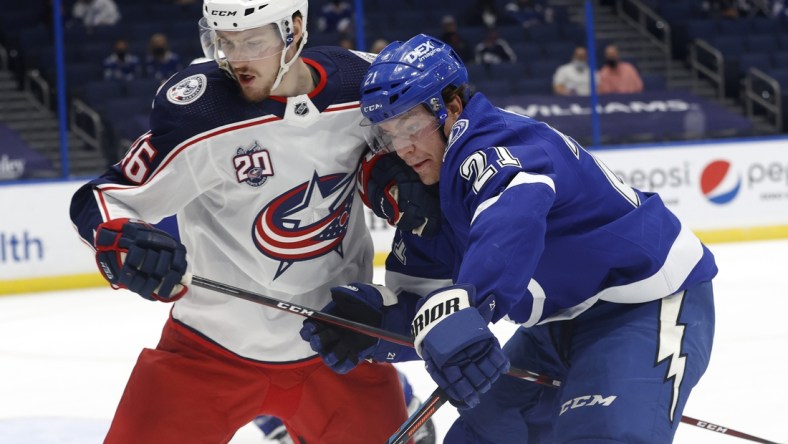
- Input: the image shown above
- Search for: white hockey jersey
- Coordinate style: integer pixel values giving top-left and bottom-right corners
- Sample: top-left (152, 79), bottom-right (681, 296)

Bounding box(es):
top-left (71, 48), bottom-right (378, 363)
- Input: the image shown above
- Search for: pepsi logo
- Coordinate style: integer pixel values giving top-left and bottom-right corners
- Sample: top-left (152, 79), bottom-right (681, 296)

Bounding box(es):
top-left (700, 160), bottom-right (741, 205)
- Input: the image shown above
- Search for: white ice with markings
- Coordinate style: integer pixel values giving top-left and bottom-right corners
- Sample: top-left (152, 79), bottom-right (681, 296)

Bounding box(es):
top-left (0, 240), bottom-right (786, 443)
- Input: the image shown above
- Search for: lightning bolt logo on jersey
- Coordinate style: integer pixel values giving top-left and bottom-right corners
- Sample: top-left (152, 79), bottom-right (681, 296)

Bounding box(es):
top-left (254, 171), bottom-right (355, 278)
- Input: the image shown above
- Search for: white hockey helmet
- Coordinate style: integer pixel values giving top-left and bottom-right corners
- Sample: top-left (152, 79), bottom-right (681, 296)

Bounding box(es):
top-left (199, 0), bottom-right (309, 89)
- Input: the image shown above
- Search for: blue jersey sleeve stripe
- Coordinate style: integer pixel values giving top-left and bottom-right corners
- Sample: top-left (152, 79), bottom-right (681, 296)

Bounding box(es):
top-left (597, 224), bottom-right (704, 303)
top-left (471, 172), bottom-right (556, 225)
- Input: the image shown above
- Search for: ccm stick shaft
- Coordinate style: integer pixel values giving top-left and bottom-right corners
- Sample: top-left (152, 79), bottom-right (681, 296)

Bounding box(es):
top-left (192, 275), bottom-right (779, 444)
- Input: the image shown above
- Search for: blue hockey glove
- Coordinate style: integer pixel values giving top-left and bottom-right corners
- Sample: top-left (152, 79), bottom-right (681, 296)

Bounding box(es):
top-left (358, 151), bottom-right (441, 237)
top-left (300, 283), bottom-right (419, 374)
top-left (412, 285), bottom-right (510, 410)
top-left (94, 218), bottom-right (188, 302)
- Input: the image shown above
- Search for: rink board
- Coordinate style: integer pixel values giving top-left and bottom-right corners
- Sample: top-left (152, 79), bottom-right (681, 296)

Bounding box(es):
top-left (1, 137), bottom-right (787, 294)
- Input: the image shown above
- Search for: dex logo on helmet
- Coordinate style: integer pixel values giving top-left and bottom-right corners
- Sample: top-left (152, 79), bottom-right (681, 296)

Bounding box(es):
top-left (404, 41), bottom-right (439, 64)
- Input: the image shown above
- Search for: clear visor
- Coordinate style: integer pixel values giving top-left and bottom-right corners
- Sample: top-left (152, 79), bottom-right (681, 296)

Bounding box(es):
top-left (199, 17), bottom-right (286, 62)
top-left (361, 106), bottom-right (442, 154)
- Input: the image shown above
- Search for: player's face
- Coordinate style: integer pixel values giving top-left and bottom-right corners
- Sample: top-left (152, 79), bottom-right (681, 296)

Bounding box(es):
top-left (379, 106), bottom-right (446, 185)
top-left (217, 25), bottom-right (286, 102)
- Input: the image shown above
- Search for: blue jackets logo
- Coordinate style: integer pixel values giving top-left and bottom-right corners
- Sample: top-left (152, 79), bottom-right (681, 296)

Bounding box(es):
top-left (253, 172), bottom-right (355, 278)
top-left (167, 74), bottom-right (206, 105)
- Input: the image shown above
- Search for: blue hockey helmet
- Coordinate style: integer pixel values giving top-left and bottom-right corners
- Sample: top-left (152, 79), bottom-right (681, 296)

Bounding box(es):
top-left (360, 34), bottom-right (468, 126)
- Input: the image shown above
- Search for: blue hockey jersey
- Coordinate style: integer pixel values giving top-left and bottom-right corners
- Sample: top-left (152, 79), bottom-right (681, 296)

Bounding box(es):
top-left (434, 93), bottom-right (718, 326)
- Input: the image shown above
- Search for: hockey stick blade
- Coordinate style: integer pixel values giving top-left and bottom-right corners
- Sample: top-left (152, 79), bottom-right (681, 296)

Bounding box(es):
top-left (680, 416), bottom-right (781, 444)
top-left (388, 387), bottom-right (448, 444)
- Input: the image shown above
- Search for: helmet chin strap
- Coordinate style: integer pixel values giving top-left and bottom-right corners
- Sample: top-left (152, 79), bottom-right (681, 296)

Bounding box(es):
top-left (272, 23), bottom-right (308, 91)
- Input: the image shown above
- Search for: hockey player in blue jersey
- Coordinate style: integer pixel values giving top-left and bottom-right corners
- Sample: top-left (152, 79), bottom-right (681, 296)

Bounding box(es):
top-left (302, 34), bottom-right (718, 443)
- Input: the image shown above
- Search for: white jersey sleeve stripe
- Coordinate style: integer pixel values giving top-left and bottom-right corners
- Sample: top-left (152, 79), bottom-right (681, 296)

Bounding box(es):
top-left (471, 171), bottom-right (556, 224)
top-left (597, 223), bottom-right (704, 303)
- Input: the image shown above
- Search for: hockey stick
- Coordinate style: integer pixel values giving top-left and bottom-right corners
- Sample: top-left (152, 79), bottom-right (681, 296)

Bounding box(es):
top-left (190, 275), bottom-right (562, 387)
top-left (190, 275), bottom-right (414, 347)
top-left (191, 276), bottom-right (778, 444)
top-left (392, 389), bottom-right (782, 444)
top-left (388, 387), bottom-right (447, 444)
top-left (679, 416), bottom-right (782, 444)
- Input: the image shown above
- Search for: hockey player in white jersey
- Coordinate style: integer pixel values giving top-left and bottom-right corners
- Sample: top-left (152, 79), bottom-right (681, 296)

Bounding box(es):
top-left (68, 1), bottom-right (434, 442)
top-left (302, 34), bottom-right (718, 443)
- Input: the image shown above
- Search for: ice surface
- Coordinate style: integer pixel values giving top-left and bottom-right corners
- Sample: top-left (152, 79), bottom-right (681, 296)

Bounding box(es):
top-left (1, 240), bottom-right (785, 443)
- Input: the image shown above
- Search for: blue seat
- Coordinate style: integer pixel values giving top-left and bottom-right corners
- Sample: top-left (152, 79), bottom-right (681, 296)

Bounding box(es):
top-left (768, 68), bottom-right (788, 82)
top-left (497, 25), bottom-right (526, 44)
top-left (66, 63), bottom-right (104, 89)
top-left (125, 79), bottom-right (162, 101)
top-left (773, 51), bottom-right (788, 68)
top-left (475, 79), bottom-right (514, 97)
top-left (658, 3), bottom-right (692, 23)
top-left (748, 17), bottom-right (781, 34)
top-left (746, 35), bottom-right (778, 52)
top-left (489, 62), bottom-right (528, 81)
top-left (80, 80), bottom-right (126, 107)
top-left (170, 21), bottom-right (198, 41)
top-left (512, 42), bottom-right (542, 61)
top-left (529, 60), bottom-right (561, 78)
top-left (739, 53), bottom-right (772, 73)
top-left (467, 63), bottom-right (493, 82)
top-left (712, 36), bottom-right (746, 55)
top-left (542, 41), bottom-right (575, 59)
top-left (516, 77), bottom-right (553, 95)
top-left (684, 19), bottom-right (717, 42)
top-left (525, 25), bottom-right (559, 43)
top-left (717, 20), bottom-right (750, 36)
top-left (119, 4), bottom-right (151, 21)
top-left (642, 73), bottom-right (666, 90)
top-left (463, 27), bottom-right (490, 47)
top-left (560, 23), bottom-right (586, 45)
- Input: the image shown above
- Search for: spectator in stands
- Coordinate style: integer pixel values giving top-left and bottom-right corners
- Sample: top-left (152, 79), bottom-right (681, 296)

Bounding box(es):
top-left (338, 37), bottom-right (354, 50)
top-left (441, 15), bottom-right (473, 63)
top-left (702, 0), bottom-right (741, 18)
top-left (475, 29), bottom-right (517, 65)
top-left (317, 0), bottom-right (353, 35)
top-left (553, 46), bottom-right (591, 96)
top-left (71, 0), bottom-right (120, 28)
top-left (145, 33), bottom-right (181, 82)
top-left (467, 0), bottom-right (502, 28)
top-left (505, 0), bottom-right (548, 28)
top-left (773, 0), bottom-right (788, 18)
top-left (597, 44), bottom-right (643, 94)
top-left (370, 38), bottom-right (390, 54)
top-left (103, 38), bottom-right (140, 81)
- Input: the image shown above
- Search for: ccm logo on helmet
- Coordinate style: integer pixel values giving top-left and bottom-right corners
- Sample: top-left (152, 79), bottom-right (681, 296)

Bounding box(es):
top-left (211, 10), bottom-right (237, 16)
top-left (404, 41), bottom-right (438, 64)
top-left (362, 103), bottom-right (382, 113)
